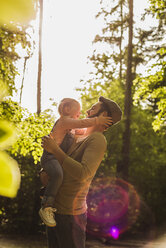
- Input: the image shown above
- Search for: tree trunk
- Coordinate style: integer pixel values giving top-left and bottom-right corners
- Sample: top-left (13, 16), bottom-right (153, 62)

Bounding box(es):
top-left (117, 0), bottom-right (133, 180)
top-left (20, 56), bottom-right (28, 104)
top-left (37, 0), bottom-right (43, 115)
top-left (119, 0), bottom-right (123, 82)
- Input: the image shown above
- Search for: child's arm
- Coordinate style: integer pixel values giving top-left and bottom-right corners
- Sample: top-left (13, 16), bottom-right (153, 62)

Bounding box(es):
top-left (62, 116), bottom-right (113, 130)
top-left (49, 120), bottom-right (58, 139)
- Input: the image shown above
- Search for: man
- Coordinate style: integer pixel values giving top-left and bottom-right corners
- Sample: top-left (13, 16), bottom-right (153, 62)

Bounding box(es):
top-left (41, 96), bottom-right (122, 248)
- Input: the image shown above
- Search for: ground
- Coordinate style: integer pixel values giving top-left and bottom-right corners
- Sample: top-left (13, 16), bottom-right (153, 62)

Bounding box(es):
top-left (0, 234), bottom-right (166, 248)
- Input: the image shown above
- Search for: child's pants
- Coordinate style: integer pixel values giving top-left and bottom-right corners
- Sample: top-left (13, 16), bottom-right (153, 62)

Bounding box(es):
top-left (41, 156), bottom-right (63, 207)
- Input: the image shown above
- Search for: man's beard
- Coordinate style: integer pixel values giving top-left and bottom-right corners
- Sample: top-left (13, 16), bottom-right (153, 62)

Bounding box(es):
top-left (88, 109), bottom-right (103, 118)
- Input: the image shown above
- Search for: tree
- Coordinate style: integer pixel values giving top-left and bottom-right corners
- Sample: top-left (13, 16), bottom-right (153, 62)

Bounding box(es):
top-left (37, 0), bottom-right (43, 115)
top-left (117, 0), bottom-right (133, 179)
top-left (20, 56), bottom-right (29, 104)
top-left (90, 0), bottom-right (128, 84)
top-left (0, 24), bottom-right (32, 96)
top-left (134, 60), bottom-right (166, 132)
top-left (133, 0), bottom-right (166, 132)
top-left (78, 0), bottom-right (165, 179)
top-left (78, 0), bottom-right (134, 179)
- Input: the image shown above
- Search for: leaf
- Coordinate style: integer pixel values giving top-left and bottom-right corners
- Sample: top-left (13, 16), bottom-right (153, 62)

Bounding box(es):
top-left (0, 0), bottom-right (37, 26)
top-left (0, 80), bottom-right (8, 101)
top-left (0, 120), bottom-right (16, 150)
top-left (0, 151), bottom-right (21, 197)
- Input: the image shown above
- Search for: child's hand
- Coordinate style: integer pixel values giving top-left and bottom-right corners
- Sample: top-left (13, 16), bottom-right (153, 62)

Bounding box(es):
top-left (75, 129), bottom-right (86, 135)
top-left (97, 116), bottom-right (113, 127)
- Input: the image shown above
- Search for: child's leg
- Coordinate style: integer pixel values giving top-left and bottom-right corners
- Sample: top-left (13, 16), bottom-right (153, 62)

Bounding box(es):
top-left (60, 132), bottom-right (74, 153)
top-left (42, 159), bottom-right (63, 208)
top-left (39, 159), bottom-right (63, 227)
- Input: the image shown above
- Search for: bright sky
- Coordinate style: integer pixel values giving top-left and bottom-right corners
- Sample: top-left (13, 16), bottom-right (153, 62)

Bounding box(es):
top-left (15, 0), bottom-right (150, 114)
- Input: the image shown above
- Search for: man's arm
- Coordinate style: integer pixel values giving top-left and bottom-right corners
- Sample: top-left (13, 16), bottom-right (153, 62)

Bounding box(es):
top-left (62, 133), bottom-right (106, 181)
top-left (42, 133), bottom-right (107, 181)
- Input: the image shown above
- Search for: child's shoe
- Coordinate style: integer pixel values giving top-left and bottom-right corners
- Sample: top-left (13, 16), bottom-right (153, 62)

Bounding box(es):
top-left (39, 207), bottom-right (56, 227)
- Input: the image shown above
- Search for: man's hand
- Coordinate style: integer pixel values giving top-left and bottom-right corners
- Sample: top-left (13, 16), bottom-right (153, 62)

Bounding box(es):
top-left (41, 135), bottom-right (58, 154)
top-left (41, 135), bottom-right (68, 164)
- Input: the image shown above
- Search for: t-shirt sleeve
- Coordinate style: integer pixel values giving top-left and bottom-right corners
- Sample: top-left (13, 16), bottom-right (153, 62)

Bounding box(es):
top-left (62, 117), bottom-right (98, 130)
top-left (61, 133), bottom-right (107, 181)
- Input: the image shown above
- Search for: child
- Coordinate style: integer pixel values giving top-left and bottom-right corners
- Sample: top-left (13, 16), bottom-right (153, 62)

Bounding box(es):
top-left (39, 98), bottom-right (112, 227)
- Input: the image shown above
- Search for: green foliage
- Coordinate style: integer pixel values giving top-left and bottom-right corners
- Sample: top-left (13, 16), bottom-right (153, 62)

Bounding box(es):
top-left (0, 150), bottom-right (20, 198)
top-left (11, 111), bottom-right (54, 164)
top-left (0, 0), bottom-right (46, 165)
top-left (134, 56), bottom-right (166, 131)
top-left (149, 0), bottom-right (166, 20)
top-left (96, 122), bottom-right (124, 177)
top-left (0, 155), bottom-right (42, 234)
top-left (78, 78), bottom-right (124, 115)
top-left (0, 24), bottom-right (34, 95)
top-left (132, 0), bottom-right (166, 132)
top-left (0, 81), bottom-right (21, 198)
top-left (0, 100), bottom-right (55, 232)
top-left (0, 0), bottom-right (39, 199)
top-left (0, 120), bottom-right (16, 149)
top-left (0, 0), bottom-right (37, 27)
top-left (129, 107), bottom-right (166, 225)
top-left (1, 99), bottom-right (55, 164)
top-left (76, 0), bottom-right (166, 234)
top-left (0, 0), bottom-right (166, 237)
top-left (0, 94), bottom-right (54, 230)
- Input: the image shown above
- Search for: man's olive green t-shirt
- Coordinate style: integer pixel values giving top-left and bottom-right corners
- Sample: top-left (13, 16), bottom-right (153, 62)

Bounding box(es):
top-left (54, 131), bottom-right (107, 215)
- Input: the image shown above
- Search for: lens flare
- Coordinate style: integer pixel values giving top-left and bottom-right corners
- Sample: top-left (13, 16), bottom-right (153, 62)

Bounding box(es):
top-left (86, 177), bottom-right (140, 239)
top-left (109, 226), bottom-right (119, 239)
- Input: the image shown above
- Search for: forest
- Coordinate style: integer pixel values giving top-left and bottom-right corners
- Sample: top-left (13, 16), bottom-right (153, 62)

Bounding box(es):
top-left (0, 0), bottom-right (166, 245)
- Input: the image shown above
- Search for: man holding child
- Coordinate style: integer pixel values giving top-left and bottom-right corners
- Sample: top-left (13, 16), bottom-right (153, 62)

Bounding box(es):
top-left (41, 96), bottom-right (122, 248)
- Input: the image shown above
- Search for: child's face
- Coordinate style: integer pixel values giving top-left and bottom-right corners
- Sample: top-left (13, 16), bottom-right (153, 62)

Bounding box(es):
top-left (69, 102), bottom-right (81, 119)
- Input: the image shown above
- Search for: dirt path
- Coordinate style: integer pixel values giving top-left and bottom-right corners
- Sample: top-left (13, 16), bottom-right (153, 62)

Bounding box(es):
top-left (0, 235), bottom-right (132, 248)
top-left (0, 237), bottom-right (146, 248)
top-left (0, 235), bottom-right (166, 248)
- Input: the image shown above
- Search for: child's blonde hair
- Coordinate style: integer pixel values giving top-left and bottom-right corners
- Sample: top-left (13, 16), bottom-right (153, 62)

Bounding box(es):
top-left (58, 98), bottom-right (79, 116)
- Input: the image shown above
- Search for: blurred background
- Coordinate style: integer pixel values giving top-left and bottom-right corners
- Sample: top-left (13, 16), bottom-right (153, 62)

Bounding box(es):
top-left (0, 0), bottom-right (166, 247)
